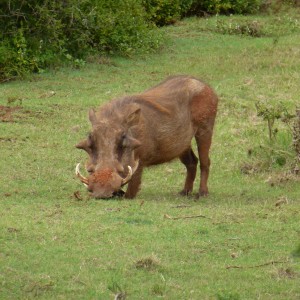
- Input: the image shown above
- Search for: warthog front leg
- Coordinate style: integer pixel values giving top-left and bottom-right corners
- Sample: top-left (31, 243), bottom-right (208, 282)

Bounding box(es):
top-left (125, 165), bottom-right (143, 199)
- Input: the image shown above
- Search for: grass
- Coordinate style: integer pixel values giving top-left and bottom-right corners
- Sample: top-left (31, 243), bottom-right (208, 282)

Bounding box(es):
top-left (1, 10), bottom-right (300, 299)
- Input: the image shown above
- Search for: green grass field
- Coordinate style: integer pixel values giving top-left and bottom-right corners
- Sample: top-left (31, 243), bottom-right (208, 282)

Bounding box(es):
top-left (0, 11), bottom-right (300, 299)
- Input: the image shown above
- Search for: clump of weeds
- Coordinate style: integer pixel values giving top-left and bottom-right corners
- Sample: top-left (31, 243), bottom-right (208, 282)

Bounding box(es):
top-left (135, 255), bottom-right (161, 271)
top-left (242, 101), bottom-right (299, 176)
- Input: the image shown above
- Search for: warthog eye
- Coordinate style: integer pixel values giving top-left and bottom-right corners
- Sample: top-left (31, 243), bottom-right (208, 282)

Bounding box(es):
top-left (87, 133), bottom-right (93, 144)
top-left (116, 133), bottom-right (140, 159)
top-left (118, 132), bottom-right (126, 145)
top-left (87, 133), bottom-right (97, 151)
top-left (121, 133), bottom-right (127, 145)
top-left (116, 133), bottom-right (127, 158)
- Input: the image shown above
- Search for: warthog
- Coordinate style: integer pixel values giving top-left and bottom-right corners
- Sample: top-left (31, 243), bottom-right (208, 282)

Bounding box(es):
top-left (75, 75), bottom-right (218, 199)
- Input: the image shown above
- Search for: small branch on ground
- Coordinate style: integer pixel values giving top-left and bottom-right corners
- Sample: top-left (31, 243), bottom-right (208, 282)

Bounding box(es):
top-left (171, 204), bottom-right (192, 208)
top-left (226, 260), bottom-right (288, 270)
top-left (164, 214), bottom-right (208, 220)
top-left (73, 191), bottom-right (83, 200)
top-left (105, 208), bottom-right (121, 212)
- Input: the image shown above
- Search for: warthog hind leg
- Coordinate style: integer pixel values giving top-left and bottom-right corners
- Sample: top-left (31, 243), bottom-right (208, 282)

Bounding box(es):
top-left (179, 147), bottom-right (198, 196)
top-left (195, 127), bottom-right (213, 198)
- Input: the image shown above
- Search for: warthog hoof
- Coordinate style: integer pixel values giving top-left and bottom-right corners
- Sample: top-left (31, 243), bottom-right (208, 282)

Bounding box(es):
top-left (179, 189), bottom-right (193, 197)
top-left (194, 191), bottom-right (209, 199)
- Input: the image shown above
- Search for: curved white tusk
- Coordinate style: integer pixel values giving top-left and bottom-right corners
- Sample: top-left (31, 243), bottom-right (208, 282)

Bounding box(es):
top-left (75, 163), bottom-right (88, 187)
top-left (121, 160), bottom-right (139, 186)
top-left (132, 159), bottom-right (139, 174)
top-left (121, 166), bottom-right (133, 186)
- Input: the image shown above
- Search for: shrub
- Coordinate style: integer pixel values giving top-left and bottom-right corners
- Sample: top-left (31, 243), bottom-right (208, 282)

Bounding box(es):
top-left (1, 0), bottom-right (297, 81)
top-left (215, 18), bottom-right (265, 36)
top-left (142, 0), bottom-right (194, 26)
top-left (188, 0), bottom-right (263, 16)
top-left (0, 33), bottom-right (40, 81)
top-left (0, 0), bottom-right (162, 81)
top-left (61, 0), bottom-right (162, 56)
top-left (142, 0), bottom-right (264, 26)
top-left (242, 101), bottom-right (297, 172)
top-left (255, 100), bottom-right (294, 142)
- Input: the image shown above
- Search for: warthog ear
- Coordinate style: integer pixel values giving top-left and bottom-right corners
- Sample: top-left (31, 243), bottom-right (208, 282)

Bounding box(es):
top-left (89, 109), bottom-right (97, 125)
top-left (126, 107), bottom-right (141, 127)
top-left (76, 139), bottom-right (89, 150)
top-left (124, 136), bottom-right (141, 149)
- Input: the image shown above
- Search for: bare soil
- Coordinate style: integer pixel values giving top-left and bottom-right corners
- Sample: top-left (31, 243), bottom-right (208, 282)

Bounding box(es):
top-left (0, 105), bottom-right (22, 122)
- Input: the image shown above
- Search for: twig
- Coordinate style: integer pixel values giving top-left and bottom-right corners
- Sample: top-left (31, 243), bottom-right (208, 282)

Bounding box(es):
top-left (105, 208), bottom-right (121, 212)
top-left (226, 265), bottom-right (242, 269)
top-left (171, 204), bottom-right (192, 208)
top-left (259, 144), bottom-right (294, 157)
top-left (164, 214), bottom-right (208, 220)
top-left (226, 260), bottom-right (287, 270)
top-left (73, 191), bottom-right (83, 200)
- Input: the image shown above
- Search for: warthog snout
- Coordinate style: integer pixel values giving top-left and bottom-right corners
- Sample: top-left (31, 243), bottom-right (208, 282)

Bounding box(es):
top-left (75, 162), bottom-right (138, 199)
top-left (88, 168), bottom-right (122, 199)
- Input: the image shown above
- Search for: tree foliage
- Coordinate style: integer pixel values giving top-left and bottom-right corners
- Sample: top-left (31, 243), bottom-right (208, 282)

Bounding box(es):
top-left (0, 0), bottom-right (161, 81)
top-left (0, 0), bottom-right (296, 81)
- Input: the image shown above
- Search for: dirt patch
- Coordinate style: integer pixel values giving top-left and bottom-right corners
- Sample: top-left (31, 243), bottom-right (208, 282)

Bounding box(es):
top-left (0, 105), bottom-right (22, 122)
top-left (0, 105), bottom-right (54, 123)
top-left (266, 172), bottom-right (300, 186)
top-left (271, 268), bottom-right (299, 280)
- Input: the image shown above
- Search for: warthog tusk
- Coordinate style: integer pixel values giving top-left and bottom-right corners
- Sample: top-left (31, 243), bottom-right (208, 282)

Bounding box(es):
top-left (75, 163), bottom-right (88, 187)
top-left (121, 160), bottom-right (139, 186)
top-left (121, 166), bottom-right (132, 186)
top-left (132, 159), bottom-right (139, 174)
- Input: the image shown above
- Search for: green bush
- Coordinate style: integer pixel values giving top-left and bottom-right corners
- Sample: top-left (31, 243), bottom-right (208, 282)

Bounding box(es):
top-left (142, 0), bottom-right (194, 26)
top-left (58, 0), bottom-right (162, 56)
top-left (215, 18), bottom-right (265, 37)
top-left (244, 101), bottom-right (296, 172)
top-left (1, 0), bottom-right (297, 81)
top-left (188, 0), bottom-right (263, 16)
top-left (0, 33), bottom-right (40, 81)
top-left (0, 0), bottom-right (162, 81)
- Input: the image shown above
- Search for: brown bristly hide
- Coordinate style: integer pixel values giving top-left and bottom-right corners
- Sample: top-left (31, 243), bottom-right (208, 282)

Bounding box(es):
top-left (76, 75), bottom-right (218, 199)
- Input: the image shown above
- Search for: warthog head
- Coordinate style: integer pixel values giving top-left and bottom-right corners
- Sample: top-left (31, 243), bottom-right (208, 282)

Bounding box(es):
top-left (75, 105), bottom-right (141, 198)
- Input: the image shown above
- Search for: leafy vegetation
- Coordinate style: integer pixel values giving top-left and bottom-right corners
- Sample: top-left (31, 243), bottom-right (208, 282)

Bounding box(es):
top-left (0, 7), bottom-right (300, 300)
top-left (1, 0), bottom-right (299, 81)
top-left (187, 9), bottom-right (300, 37)
top-left (255, 100), bottom-right (294, 142)
top-left (243, 101), bottom-right (298, 174)
top-left (188, 0), bottom-right (262, 15)
top-left (0, 0), bottom-right (162, 81)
